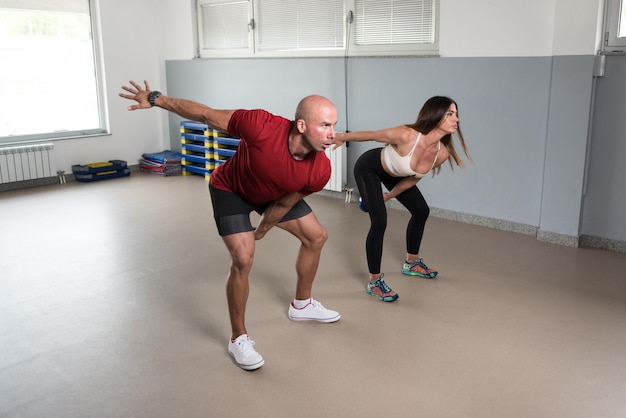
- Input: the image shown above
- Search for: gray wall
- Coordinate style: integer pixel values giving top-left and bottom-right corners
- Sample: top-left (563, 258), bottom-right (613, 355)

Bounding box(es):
top-left (582, 55), bottom-right (626, 245)
top-left (540, 55), bottom-right (596, 243)
top-left (342, 57), bottom-right (553, 229)
top-left (165, 55), bottom-right (624, 250)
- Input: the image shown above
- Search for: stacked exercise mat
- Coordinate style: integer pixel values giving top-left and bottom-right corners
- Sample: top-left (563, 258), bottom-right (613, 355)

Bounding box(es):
top-left (140, 150), bottom-right (183, 176)
top-left (71, 160), bottom-right (130, 182)
top-left (180, 120), bottom-right (240, 180)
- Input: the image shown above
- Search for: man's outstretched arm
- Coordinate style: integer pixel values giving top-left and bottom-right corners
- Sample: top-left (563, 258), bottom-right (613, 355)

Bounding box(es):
top-left (119, 80), bottom-right (234, 132)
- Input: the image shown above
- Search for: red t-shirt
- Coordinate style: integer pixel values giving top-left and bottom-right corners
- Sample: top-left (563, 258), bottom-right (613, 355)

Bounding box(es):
top-left (209, 109), bottom-right (331, 205)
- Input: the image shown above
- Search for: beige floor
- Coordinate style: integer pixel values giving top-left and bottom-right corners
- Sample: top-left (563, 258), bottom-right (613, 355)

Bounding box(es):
top-left (1, 172), bottom-right (626, 418)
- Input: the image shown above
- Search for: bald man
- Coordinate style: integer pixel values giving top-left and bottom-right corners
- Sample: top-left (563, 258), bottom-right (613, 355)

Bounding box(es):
top-left (120, 81), bottom-right (341, 371)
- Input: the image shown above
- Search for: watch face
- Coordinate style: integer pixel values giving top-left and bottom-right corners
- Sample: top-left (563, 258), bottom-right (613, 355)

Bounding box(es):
top-left (149, 91), bottom-right (161, 106)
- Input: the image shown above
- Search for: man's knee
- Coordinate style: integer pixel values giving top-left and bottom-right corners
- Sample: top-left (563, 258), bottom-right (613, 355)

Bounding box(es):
top-left (303, 223), bottom-right (327, 249)
top-left (230, 250), bottom-right (254, 273)
top-left (316, 226), bottom-right (328, 246)
top-left (311, 225), bottom-right (328, 248)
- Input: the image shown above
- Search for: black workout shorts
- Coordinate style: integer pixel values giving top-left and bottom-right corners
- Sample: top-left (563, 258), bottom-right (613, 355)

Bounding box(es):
top-left (208, 184), bottom-right (313, 236)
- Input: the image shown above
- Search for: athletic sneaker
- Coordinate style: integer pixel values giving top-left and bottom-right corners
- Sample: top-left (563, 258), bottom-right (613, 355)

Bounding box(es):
top-left (402, 258), bottom-right (438, 279)
top-left (366, 274), bottom-right (399, 302)
top-left (228, 334), bottom-right (265, 371)
top-left (288, 298), bottom-right (341, 322)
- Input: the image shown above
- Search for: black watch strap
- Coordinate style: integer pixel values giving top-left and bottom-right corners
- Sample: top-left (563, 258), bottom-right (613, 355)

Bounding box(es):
top-left (148, 91), bottom-right (162, 107)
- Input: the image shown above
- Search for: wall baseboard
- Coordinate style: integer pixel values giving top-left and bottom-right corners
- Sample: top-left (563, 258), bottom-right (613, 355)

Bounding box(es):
top-left (536, 230), bottom-right (580, 248)
top-left (429, 206), bottom-right (537, 236)
top-left (579, 235), bottom-right (626, 254)
top-left (0, 176), bottom-right (60, 192)
top-left (0, 165), bottom-right (141, 193)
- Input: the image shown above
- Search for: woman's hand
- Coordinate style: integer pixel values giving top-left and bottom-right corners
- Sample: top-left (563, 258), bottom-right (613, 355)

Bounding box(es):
top-left (332, 132), bottom-right (346, 150)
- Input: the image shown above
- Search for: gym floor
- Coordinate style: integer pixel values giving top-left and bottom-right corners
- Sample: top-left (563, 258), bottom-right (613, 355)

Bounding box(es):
top-left (2, 172), bottom-right (626, 418)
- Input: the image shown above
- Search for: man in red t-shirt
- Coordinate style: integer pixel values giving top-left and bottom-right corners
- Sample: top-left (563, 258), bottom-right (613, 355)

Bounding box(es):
top-left (121, 80), bottom-right (341, 371)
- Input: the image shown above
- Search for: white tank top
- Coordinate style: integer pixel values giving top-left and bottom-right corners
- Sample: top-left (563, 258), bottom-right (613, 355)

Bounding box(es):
top-left (382, 133), bottom-right (441, 178)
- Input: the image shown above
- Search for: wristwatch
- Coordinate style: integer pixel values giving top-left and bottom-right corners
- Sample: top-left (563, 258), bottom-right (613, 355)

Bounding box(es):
top-left (148, 90), bottom-right (162, 107)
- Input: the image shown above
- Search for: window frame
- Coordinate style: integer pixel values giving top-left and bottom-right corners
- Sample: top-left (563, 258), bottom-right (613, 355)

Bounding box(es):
top-left (0, 0), bottom-right (108, 146)
top-left (197, 0), bottom-right (255, 58)
top-left (255, 0), bottom-right (347, 56)
top-left (603, 0), bottom-right (626, 52)
top-left (196, 0), bottom-right (439, 59)
top-left (347, 0), bottom-right (439, 57)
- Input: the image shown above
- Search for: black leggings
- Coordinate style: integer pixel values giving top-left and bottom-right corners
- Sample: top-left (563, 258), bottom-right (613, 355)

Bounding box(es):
top-left (354, 148), bottom-right (430, 274)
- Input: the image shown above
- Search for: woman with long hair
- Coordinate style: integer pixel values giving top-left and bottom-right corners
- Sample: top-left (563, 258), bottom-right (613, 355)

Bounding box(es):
top-left (334, 96), bottom-right (471, 302)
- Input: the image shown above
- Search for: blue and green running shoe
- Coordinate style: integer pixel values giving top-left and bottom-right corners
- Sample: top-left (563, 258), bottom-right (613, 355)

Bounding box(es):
top-left (402, 258), bottom-right (438, 279)
top-left (366, 274), bottom-right (399, 302)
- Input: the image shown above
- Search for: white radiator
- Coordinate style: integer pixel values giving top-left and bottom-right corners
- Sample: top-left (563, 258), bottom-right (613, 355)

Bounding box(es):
top-left (0, 143), bottom-right (57, 184)
top-left (324, 145), bottom-right (346, 192)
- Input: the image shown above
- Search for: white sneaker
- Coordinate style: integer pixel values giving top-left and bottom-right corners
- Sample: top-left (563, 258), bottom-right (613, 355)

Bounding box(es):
top-left (228, 334), bottom-right (265, 370)
top-left (288, 298), bottom-right (341, 323)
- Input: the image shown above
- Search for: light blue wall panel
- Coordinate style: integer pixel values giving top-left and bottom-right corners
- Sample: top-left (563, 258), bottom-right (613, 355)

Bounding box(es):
top-left (344, 57), bottom-right (552, 227)
top-left (539, 56), bottom-right (596, 238)
top-left (582, 55), bottom-right (626, 242)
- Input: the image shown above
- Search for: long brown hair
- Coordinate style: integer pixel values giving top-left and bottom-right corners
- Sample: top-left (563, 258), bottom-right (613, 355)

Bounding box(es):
top-left (406, 96), bottom-right (472, 174)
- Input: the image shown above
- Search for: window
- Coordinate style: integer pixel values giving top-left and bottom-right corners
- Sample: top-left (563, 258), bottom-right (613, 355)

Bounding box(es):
top-left (350, 0), bottom-right (437, 56)
top-left (198, 0), bottom-right (254, 56)
top-left (256, 0), bottom-right (345, 52)
top-left (197, 0), bottom-right (438, 58)
top-left (0, 0), bottom-right (107, 145)
top-left (604, 0), bottom-right (626, 51)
